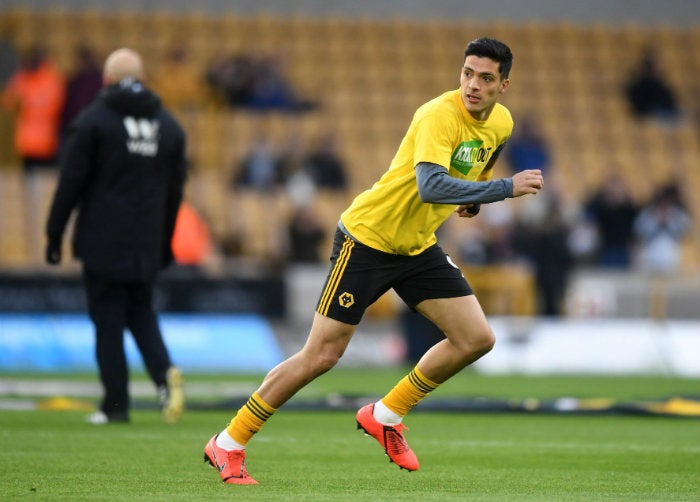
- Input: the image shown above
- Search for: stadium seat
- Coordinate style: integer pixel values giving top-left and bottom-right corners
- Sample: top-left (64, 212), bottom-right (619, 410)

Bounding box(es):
top-left (1, 9), bottom-right (699, 273)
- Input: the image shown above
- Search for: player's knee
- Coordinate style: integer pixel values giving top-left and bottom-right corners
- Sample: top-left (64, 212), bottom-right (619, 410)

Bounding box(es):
top-left (453, 326), bottom-right (495, 357)
top-left (312, 350), bottom-right (343, 375)
top-left (476, 329), bottom-right (496, 355)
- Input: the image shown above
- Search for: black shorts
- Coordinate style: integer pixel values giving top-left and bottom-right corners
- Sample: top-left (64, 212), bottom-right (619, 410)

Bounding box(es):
top-left (316, 228), bottom-right (473, 325)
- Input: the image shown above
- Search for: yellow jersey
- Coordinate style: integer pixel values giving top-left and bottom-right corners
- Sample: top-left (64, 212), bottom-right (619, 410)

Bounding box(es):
top-left (340, 89), bottom-right (513, 255)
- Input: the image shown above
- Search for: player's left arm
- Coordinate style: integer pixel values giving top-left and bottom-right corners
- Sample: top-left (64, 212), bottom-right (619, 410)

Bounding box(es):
top-left (415, 160), bottom-right (543, 217)
top-left (415, 162), bottom-right (513, 206)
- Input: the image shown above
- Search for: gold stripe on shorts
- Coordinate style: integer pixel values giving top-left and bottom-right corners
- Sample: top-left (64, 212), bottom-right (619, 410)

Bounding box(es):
top-left (317, 235), bottom-right (355, 315)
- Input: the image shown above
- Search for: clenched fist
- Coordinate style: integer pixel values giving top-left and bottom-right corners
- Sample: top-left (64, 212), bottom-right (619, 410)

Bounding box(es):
top-left (512, 169), bottom-right (544, 197)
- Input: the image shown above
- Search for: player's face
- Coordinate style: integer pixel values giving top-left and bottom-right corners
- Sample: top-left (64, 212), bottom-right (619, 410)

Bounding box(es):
top-left (459, 55), bottom-right (509, 121)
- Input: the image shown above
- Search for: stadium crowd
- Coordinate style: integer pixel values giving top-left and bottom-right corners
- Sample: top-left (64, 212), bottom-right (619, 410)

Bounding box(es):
top-left (0, 9), bottom-right (698, 319)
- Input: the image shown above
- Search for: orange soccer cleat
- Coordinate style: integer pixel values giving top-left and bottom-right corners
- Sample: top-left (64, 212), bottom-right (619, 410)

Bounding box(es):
top-left (356, 403), bottom-right (419, 471)
top-left (203, 434), bottom-right (258, 485)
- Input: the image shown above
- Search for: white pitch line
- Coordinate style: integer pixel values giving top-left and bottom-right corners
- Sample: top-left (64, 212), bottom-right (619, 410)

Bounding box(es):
top-left (0, 379), bottom-right (257, 398)
top-left (422, 439), bottom-right (700, 454)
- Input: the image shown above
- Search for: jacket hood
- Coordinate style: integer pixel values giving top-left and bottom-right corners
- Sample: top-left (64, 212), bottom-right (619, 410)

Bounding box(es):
top-left (101, 78), bottom-right (161, 117)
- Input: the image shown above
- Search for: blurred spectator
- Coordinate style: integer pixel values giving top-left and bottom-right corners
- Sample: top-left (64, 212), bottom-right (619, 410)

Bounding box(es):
top-left (205, 51), bottom-right (257, 108)
top-left (171, 201), bottom-right (213, 267)
top-left (151, 44), bottom-right (206, 113)
top-left (633, 182), bottom-right (691, 275)
top-left (247, 54), bottom-right (316, 113)
top-left (286, 204), bottom-right (326, 263)
top-left (624, 48), bottom-right (680, 124)
top-left (505, 113), bottom-right (551, 173)
top-left (61, 44), bottom-right (102, 151)
top-left (515, 177), bottom-right (577, 316)
top-left (454, 203), bottom-right (518, 267)
top-left (0, 21), bottom-right (19, 86)
top-left (400, 308), bottom-right (444, 365)
top-left (521, 200), bottom-right (574, 317)
top-left (454, 224), bottom-right (489, 266)
top-left (302, 132), bottom-right (349, 191)
top-left (1, 45), bottom-right (65, 171)
top-left (231, 131), bottom-right (286, 192)
top-left (205, 51), bottom-right (316, 113)
top-left (566, 215), bottom-right (599, 265)
top-left (584, 175), bottom-right (639, 268)
top-left (277, 132), bottom-right (307, 192)
top-left (0, 19), bottom-right (19, 165)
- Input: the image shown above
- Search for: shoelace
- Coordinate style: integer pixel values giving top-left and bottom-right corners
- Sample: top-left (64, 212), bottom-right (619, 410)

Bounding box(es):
top-left (226, 450), bottom-right (251, 478)
top-left (383, 424), bottom-right (410, 456)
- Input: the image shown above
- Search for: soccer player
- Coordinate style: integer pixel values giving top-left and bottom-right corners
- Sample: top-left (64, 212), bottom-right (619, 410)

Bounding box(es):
top-left (204, 37), bottom-right (544, 484)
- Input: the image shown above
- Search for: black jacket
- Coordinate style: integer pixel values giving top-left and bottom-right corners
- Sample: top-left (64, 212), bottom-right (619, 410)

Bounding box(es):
top-left (46, 79), bottom-right (187, 282)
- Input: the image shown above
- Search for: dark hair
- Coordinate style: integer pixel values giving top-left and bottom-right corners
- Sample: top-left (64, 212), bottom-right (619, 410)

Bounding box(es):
top-left (464, 38), bottom-right (513, 79)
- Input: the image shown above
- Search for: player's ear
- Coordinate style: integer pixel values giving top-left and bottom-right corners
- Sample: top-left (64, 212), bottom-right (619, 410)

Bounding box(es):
top-left (499, 78), bottom-right (510, 94)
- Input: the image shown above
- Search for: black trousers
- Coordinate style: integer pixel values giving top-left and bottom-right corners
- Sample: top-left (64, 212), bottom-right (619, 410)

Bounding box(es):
top-left (83, 271), bottom-right (172, 416)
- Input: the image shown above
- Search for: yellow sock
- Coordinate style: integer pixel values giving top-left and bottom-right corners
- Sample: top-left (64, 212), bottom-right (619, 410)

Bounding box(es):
top-left (226, 392), bottom-right (278, 446)
top-left (381, 366), bottom-right (439, 417)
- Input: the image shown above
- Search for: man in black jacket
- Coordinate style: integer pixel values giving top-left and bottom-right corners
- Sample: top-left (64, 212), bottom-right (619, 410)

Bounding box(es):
top-left (45, 48), bottom-right (187, 424)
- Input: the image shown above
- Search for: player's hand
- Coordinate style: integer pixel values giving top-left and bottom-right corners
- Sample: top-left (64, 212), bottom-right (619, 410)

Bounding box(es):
top-left (45, 239), bottom-right (62, 265)
top-left (455, 204), bottom-right (480, 218)
top-left (511, 169), bottom-right (544, 197)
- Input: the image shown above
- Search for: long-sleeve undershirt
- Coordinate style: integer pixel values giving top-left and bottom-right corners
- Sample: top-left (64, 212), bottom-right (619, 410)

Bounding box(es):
top-left (414, 162), bottom-right (513, 205)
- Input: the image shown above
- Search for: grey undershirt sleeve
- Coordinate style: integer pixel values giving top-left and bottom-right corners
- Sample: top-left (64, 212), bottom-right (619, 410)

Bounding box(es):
top-left (415, 162), bottom-right (513, 205)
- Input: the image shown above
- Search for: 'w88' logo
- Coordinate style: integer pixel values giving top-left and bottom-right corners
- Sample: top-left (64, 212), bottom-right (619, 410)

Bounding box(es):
top-left (123, 117), bottom-right (159, 157)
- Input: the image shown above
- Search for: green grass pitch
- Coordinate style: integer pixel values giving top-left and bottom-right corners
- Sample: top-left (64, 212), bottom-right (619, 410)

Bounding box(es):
top-left (1, 370), bottom-right (699, 501)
